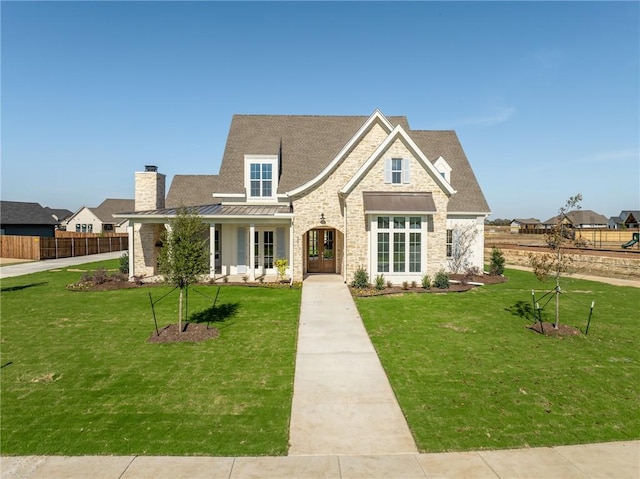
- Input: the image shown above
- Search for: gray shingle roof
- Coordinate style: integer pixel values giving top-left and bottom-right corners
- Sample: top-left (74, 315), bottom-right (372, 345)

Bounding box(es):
top-left (166, 114), bottom-right (489, 214)
top-left (92, 199), bottom-right (134, 223)
top-left (0, 201), bottom-right (60, 225)
top-left (166, 175), bottom-right (220, 208)
top-left (543, 210), bottom-right (609, 226)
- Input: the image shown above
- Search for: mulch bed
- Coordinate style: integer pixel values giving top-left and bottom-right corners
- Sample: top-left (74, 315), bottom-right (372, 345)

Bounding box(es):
top-left (351, 274), bottom-right (507, 297)
top-left (148, 322), bottom-right (220, 343)
top-left (528, 321), bottom-right (581, 337)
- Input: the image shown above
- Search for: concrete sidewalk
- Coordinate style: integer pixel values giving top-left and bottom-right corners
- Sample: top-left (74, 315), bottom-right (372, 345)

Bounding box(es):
top-left (0, 252), bottom-right (124, 279)
top-left (288, 274), bottom-right (417, 455)
top-left (2, 441), bottom-right (638, 478)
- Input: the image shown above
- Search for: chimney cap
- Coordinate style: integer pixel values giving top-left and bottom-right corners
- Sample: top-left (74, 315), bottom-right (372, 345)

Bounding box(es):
top-left (144, 165), bottom-right (158, 172)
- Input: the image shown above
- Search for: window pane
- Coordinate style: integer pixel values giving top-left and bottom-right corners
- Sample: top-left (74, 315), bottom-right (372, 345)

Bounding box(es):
top-left (262, 163), bottom-right (272, 180)
top-left (410, 217), bottom-right (421, 229)
top-left (251, 180), bottom-right (261, 197)
top-left (394, 217), bottom-right (405, 229)
top-left (378, 217), bottom-right (389, 229)
top-left (391, 158), bottom-right (403, 184)
top-left (262, 180), bottom-right (272, 197)
top-left (377, 232), bottom-right (389, 272)
top-left (250, 163), bottom-right (260, 180)
top-left (410, 232), bottom-right (421, 272)
top-left (264, 231), bottom-right (273, 269)
top-left (446, 229), bottom-right (453, 258)
top-left (394, 232), bottom-right (405, 272)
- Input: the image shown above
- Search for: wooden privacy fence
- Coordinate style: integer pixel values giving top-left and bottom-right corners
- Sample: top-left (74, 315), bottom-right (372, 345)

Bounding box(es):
top-left (0, 234), bottom-right (128, 260)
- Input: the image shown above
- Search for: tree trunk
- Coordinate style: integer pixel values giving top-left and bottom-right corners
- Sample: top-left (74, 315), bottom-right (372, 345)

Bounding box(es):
top-left (555, 274), bottom-right (560, 329)
top-left (179, 287), bottom-right (184, 332)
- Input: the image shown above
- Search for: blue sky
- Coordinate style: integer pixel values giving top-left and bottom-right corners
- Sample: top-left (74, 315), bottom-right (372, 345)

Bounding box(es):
top-left (2, 1), bottom-right (638, 220)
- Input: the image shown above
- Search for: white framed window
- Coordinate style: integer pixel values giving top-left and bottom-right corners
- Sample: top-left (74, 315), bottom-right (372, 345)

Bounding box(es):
top-left (376, 216), bottom-right (422, 273)
top-left (244, 155), bottom-right (278, 201)
top-left (384, 158), bottom-right (410, 184)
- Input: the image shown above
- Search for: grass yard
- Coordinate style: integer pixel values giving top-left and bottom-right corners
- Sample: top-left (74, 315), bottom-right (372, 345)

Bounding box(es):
top-left (356, 269), bottom-right (640, 453)
top-left (0, 259), bottom-right (301, 456)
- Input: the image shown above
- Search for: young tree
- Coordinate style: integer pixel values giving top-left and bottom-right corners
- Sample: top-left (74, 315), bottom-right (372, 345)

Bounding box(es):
top-left (529, 194), bottom-right (582, 329)
top-left (448, 223), bottom-right (480, 274)
top-left (158, 207), bottom-right (209, 332)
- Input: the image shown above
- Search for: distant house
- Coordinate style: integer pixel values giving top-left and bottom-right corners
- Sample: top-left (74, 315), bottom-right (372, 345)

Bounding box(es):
top-left (542, 210), bottom-right (609, 230)
top-left (66, 199), bottom-right (134, 234)
top-left (608, 211), bottom-right (640, 230)
top-left (0, 201), bottom-right (67, 237)
top-left (510, 218), bottom-right (541, 234)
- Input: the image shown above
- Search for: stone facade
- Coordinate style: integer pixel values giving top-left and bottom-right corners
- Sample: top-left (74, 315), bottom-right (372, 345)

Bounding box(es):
top-left (133, 171), bottom-right (166, 277)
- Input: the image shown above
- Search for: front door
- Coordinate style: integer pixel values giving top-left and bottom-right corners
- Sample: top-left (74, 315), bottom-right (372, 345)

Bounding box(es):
top-left (307, 229), bottom-right (335, 273)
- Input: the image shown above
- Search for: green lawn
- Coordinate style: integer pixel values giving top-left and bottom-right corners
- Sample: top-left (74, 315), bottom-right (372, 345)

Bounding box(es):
top-left (356, 269), bottom-right (640, 452)
top-left (0, 259), bottom-right (301, 456)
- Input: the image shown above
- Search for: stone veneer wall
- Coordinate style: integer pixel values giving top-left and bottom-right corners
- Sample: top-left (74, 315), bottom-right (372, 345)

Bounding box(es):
top-left (291, 121), bottom-right (450, 282)
top-left (133, 171), bottom-right (166, 277)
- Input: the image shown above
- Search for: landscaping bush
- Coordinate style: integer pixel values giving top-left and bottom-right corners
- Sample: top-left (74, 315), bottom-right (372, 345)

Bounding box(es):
top-left (434, 270), bottom-right (450, 289)
top-left (375, 274), bottom-right (385, 290)
top-left (489, 247), bottom-right (505, 276)
top-left (421, 274), bottom-right (431, 289)
top-left (351, 265), bottom-right (369, 289)
top-left (119, 252), bottom-right (129, 275)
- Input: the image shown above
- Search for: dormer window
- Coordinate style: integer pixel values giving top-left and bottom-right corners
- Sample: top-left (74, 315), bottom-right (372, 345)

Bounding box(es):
top-left (245, 155), bottom-right (278, 201)
top-left (434, 156), bottom-right (452, 184)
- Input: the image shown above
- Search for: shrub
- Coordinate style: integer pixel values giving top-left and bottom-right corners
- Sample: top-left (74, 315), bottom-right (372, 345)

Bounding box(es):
top-left (386, 280), bottom-right (393, 288)
top-left (434, 270), bottom-right (450, 289)
top-left (375, 274), bottom-right (385, 290)
top-left (274, 258), bottom-right (288, 281)
top-left (351, 265), bottom-right (369, 289)
top-left (93, 268), bottom-right (108, 285)
top-left (489, 247), bottom-right (505, 276)
top-left (463, 266), bottom-right (481, 284)
top-left (411, 280), bottom-right (417, 289)
top-left (402, 281), bottom-right (409, 290)
top-left (242, 275), bottom-right (248, 283)
top-left (119, 252), bottom-right (129, 274)
top-left (421, 274), bottom-right (431, 289)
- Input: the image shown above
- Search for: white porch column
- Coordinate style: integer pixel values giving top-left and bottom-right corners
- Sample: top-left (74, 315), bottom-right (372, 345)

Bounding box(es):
top-left (127, 224), bottom-right (134, 280)
top-left (249, 223), bottom-right (255, 281)
top-left (289, 220), bottom-right (294, 283)
top-left (209, 223), bottom-right (216, 280)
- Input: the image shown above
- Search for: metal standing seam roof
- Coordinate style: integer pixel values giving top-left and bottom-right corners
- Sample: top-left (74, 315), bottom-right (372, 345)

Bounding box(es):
top-left (363, 192), bottom-right (437, 213)
top-left (117, 203), bottom-right (291, 218)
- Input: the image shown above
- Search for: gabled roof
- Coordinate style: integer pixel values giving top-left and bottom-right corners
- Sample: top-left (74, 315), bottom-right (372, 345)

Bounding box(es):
top-left (543, 210), bottom-right (609, 226)
top-left (512, 218), bottom-right (541, 224)
top-left (166, 112), bottom-right (490, 214)
top-left (0, 200), bottom-right (60, 225)
top-left (166, 175), bottom-right (220, 208)
top-left (92, 199), bottom-right (134, 224)
top-left (44, 207), bottom-right (73, 221)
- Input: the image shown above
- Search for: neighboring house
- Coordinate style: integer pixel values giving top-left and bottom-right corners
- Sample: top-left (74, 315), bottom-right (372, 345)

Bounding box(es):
top-left (67, 199), bottom-right (134, 234)
top-left (608, 210), bottom-right (640, 230)
top-left (116, 110), bottom-right (490, 283)
top-left (44, 207), bottom-right (74, 231)
top-left (510, 218), bottom-right (541, 234)
top-left (542, 210), bottom-right (609, 230)
top-left (0, 200), bottom-right (63, 237)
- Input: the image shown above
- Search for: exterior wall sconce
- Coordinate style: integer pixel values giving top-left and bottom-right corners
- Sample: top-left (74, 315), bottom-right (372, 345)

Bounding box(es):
top-left (320, 213), bottom-right (326, 225)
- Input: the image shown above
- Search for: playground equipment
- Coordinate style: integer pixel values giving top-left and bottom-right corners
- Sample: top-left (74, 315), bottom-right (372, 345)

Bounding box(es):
top-left (622, 232), bottom-right (640, 249)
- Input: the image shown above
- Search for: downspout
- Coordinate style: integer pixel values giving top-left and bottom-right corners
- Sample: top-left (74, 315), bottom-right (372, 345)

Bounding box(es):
top-left (342, 194), bottom-right (348, 284)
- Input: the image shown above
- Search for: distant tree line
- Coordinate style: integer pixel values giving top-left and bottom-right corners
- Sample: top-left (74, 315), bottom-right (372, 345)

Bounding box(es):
top-left (485, 218), bottom-right (512, 226)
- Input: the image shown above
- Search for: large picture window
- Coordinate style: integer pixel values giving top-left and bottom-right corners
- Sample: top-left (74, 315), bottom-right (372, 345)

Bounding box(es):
top-left (376, 216), bottom-right (422, 273)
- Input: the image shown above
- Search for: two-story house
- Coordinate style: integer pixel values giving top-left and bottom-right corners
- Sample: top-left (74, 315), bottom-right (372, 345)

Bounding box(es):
top-left (116, 110), bottom-right (490, 284)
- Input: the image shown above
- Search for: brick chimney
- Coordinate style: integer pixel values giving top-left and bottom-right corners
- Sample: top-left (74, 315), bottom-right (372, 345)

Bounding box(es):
top-left (135, 165), bottom-right (165, 211)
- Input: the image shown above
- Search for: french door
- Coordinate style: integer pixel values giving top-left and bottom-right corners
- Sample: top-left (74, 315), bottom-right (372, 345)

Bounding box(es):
top-left (254, 230), bottom-right (274, 274)
top-left (307, 229), bottom-right (335, 273)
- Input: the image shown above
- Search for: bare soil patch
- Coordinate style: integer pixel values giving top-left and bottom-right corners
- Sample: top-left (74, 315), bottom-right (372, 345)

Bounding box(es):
top-left (528, 321), bottom-right (581, 337)
top-left (148, 323), bottom-right (220, 343)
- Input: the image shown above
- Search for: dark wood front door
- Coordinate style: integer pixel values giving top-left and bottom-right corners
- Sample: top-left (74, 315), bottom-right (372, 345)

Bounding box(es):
top-left (307, 229), bottom-right (335, 273)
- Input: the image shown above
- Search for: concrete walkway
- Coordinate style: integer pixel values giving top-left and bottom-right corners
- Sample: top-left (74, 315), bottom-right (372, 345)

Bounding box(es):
top-left (0, 251), bottom-right (124, 279)
top-left (288, 274), bottom-right (417, 455)
top-left (2, 441), bottom-right (638, 478)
